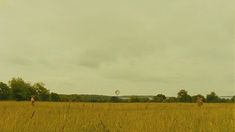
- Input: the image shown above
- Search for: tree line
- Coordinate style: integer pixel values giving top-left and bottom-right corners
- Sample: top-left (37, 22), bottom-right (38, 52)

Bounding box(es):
top-left (0, 78), bottom-right (234, 103)
top-left (0, 78), bottom-right (60, 101)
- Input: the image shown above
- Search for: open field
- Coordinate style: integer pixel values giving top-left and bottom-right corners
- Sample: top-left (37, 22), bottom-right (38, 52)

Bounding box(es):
top-left (0, 102), bottom-right (234, 132)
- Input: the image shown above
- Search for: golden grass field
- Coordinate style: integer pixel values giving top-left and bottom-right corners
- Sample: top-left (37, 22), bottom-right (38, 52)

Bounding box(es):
top-left (0, 102), bottom-right (234, 132)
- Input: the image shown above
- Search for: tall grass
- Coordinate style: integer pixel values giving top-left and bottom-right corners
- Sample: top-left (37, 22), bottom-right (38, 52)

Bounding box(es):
top-left (0, 102), bottom-right (234, 132)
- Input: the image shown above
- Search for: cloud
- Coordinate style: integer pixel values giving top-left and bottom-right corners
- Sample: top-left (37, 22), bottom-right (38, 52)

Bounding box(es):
top-left (0, 0), bottom-right (234, 96)
top-left (103, 69), bottom-right (172, 84)
top-left (6, 57), bottom-right (31, 66)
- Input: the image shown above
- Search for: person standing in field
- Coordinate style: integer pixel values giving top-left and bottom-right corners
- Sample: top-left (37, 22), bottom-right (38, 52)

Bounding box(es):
top-left (196, 96), bottom-right (203, 107)
top-left (31, 96), bottom-right (35, 106)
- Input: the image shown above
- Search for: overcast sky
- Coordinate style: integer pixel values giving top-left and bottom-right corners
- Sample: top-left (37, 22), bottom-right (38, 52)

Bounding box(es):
top-left (0, 0), bottom-right (234, 96)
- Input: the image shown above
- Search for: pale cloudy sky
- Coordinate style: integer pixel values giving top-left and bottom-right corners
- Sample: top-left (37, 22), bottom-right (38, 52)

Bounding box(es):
top-left (0, 0), bottom-right (234, 96)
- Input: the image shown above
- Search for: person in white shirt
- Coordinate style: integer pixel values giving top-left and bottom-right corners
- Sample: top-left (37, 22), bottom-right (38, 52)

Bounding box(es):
top-left (31, 96), bottom-right (35, 106)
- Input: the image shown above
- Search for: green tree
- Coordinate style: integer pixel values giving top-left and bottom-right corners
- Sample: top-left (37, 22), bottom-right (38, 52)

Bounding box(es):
top-left (153, 94), bottom-right (166, 102)
top-left (206, 92), bottom-right (220, 103)
top-left (165, 97), bottom-right (177, 103)
top-left (220, 98), bottom-right (231, 103)
top-left (231, 96), bottom-right (235, 103)
top-left (50, 92), bottom-right (61, 101)
top-left (129, 96), bottom-right (140, 102)
top-left (33, 82), bottom-right (50, 101)
top-left (110, 96), bottom-right (120, 102)
top-left (177, 89), bottom-right (192, 102)
top-left (192, 94), bottom-right (205, 102)
top-left (0, 82), bottom-right (10, 100)
top-left (138, 97), bottom-right (150, 102)
top-left (9, 78), bottom-right (36, 101)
